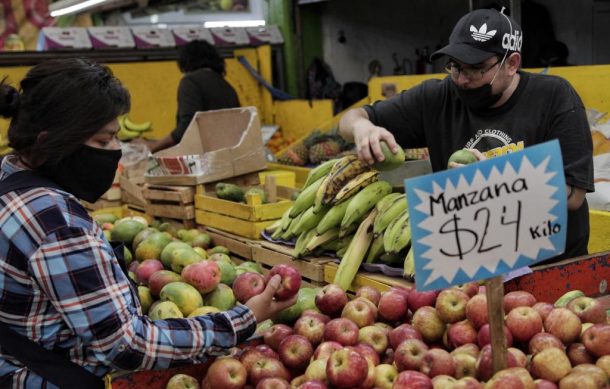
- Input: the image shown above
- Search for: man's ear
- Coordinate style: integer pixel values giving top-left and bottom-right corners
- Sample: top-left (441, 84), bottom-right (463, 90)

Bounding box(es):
top-left (506, 53), bottom-right (521, 74)
top-left (36, 131), bottom-right (48, 144)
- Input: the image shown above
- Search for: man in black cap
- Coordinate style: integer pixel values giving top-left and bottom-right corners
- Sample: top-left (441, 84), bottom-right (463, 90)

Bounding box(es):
top-left (339, 8), bottom-right (594, 263)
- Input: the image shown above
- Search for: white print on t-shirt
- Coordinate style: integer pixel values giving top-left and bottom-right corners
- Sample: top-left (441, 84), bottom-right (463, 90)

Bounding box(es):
top-left (464, 128), bottom-right (525, 158)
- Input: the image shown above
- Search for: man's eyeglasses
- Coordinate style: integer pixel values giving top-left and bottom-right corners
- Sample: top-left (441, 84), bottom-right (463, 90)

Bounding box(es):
top-left (444, 58), bottom-right (501, 81)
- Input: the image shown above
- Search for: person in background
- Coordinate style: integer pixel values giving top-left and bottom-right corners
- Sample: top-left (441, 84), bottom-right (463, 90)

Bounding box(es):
top-left (147, 40), bottom-right (240, 153)
top-left (0, 58), bottom-right (294, 388)
top-left (339, 8), bottom-right (594, 263)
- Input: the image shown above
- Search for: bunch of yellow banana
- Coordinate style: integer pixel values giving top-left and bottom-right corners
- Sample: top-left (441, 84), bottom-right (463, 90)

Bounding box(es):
top-left (313, 155), bottom-right (371, 212)
top-left (118, 115), bottom-right (153, 141)
top-left (340, 181), bottom-right (392, 235)
top-left (383, 209), bottom-right (411, 254)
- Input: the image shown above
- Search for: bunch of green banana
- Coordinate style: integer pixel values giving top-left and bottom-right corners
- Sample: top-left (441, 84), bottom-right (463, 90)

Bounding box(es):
top-left (341, 181), bottom-right (392, 232)
top-left (374, 194), bottom-right (408, 236)
top-left (403, 247), bottom-right (415, 279)
top-left (293, 228), bottom-right (318, 258)
top-left (332, 170), bottom-right (379, 205)
top-left (314, 155), bottom-right (371, 212)
top-left (554, 290), bottom-right (585, 308)
top-left (383, 209), bottom-right (411, 254)
top-left (333, 209), bottom-right (377, 290)
top-left (316, 196), bottom-right (353, 235)
top-left (280, 212), bottom-right (303, 240)
top-left (264, 219), bottom-right (282, 235)
top-left (290, 176), bottom-right (325, 217)
top-left (302, 159), bottom-right (337, 189)
top-left (305, 227), bottom-right (340, 253)
top-left (117, 115), bottom-right (153, 141)
top-left (271, 206), bottom-right (294, 240)
top-left (292, 206), bottom-right (328, 235)
top-left (365, 234), bottom-right (385, 263)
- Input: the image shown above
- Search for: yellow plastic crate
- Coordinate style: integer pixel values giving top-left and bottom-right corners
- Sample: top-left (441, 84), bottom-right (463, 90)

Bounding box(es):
top-left (195, 209), bottom-right (274, 239)
top-left (259, 169), bottom-right (296, 188)
top-left (589, 209), bottom-right (610, 254)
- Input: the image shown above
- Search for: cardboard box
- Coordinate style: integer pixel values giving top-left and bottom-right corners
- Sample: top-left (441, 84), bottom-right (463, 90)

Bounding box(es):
top-left (131, 26), bottom-right (175, 48)
top-left (245, 25), bottom-right (284, 45)
top-left (145, 107), bottom-right (267, 185)
top-left (41, 28), bottom-right (92, 50)
top-left (172, 26), bottom-right (214, 46)
top-left (209, 27), bottom-right (250, 46)
top-left (88, 27), bottom-right (135, 49)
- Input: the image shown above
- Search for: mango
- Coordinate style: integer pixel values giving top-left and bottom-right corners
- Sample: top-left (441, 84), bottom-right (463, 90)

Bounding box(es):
top-left (132, 227), bottom-right (158, 251)
top-left (170, 248), bottom-right (204, 274)
top-left (188, 306), bottom-right (221, 318)
top-left (236, 261), bottom-right (263, 276)
top-left (149, 301), bottom-right (184, 320)
top-left (374, 141), bottom-right (405, 171)
top-left (192, 247), bottom-right (209, 259)
top-left (160, 241), bottom-right (193, 268)
top-left (204, 284), bottom-right (236, 311)
top-left (158, 222), bottom-right (178, 237)
top-left (447, 149), bottom-right (478, 168)
top-left (138, 286), bottom-right (154, 314)
top-left (111, 220), bottom-right (146, 245)
top-left (123, 247), bottom-right (133, 265)
top-left (245, 187), bottom-right (267, 203)
top-left (208, 245), bottom-right (230, 256)
top-left (191, 233), bottom-right (212, 249)
top-left (209, 253), bottom-right (232, 264)
top-left (93, 213), bottom-right (118, 225)
top-left (272, 287), bottom-right (319, 324)
top-left (179, 228), bottom-right (201, 243)
top-left (135, 232), bottom-right (173, 262)
top-left (216, 261), bottom-right (237, 285)
top-left (159, 282), bottom-right (203, 316)
top-left (215, 183), bottom-right (245, 202)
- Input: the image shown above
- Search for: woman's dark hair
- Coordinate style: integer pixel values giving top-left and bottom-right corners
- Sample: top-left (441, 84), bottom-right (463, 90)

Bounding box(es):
top-left (0, 58), bottom-right (130, 167)
top-left (177, 40), bottom-right (226, 75)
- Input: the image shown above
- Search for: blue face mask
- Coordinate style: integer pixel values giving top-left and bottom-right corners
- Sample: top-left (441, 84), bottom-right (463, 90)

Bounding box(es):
top-left (38, 145), bottom-right (121, 203)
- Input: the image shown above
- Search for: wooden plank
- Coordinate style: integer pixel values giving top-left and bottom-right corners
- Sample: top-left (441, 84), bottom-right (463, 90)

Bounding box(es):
top-left (145, 203), bottom-right (195, 220)
top-left (204, 228), bottom-right (255, 260)
top-left (504, 252), bottom-right (610, 301)
top-left (323, 263), bottom-right (413, 293)
top-left (82, 199), bottom-right (122, 211)
top-left (486, 276), bottom-right (508, 374)
top-left (195, 172), bottom-right (262, 195)
top-left (251, 244), bottom-right (329, 282)
top-left (195, 209), bottom-right (273, 240)
top-left (143, 184), bottom-right (195, 204)
top-left (194, 193), bottom-right (292, 222)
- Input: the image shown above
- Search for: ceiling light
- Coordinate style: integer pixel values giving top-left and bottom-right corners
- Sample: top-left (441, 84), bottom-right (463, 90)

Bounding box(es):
top-left (204, 20), bottom-right (265, 28)
top-left (50, 0), bottom-right (110, 17)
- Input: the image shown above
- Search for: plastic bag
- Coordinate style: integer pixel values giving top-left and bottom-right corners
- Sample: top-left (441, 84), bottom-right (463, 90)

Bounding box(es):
top-left (120, 141), bottom-right (151, 168)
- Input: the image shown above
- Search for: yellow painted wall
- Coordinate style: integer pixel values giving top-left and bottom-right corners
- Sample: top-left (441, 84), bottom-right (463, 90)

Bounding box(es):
top-left (368, 65), bottom-right (610, 120)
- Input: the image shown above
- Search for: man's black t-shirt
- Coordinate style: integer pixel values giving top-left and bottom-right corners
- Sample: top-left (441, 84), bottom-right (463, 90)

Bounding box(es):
top-left (363, 71), bottom-right (594, 262)
top-left (171, 68), bottom-right (240, 143)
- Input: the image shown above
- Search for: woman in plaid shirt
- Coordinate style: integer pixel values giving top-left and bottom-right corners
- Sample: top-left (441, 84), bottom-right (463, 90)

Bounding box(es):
top-left (0, 59), bottom-right (295, 388)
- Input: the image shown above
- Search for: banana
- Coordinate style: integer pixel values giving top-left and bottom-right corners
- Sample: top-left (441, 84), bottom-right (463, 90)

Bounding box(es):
top-left (124, 116), bottom-right (152, 132)
top-left (336, 245), bottom-right (348, 258)
top-left (292, 206), bottom-right (328, 236)
top-left (333, 209), bottom-right (377, 290)
top-left (264, 219), bottom-right (282, 234)
top-left (272, 208), bottom-right (294, 240)
top-left (375, 192), bottom-right (403, 213)
top-left (305, 227), bottom-right (340, 252)
top-left (338, 222), bottom-right (359, 238)
top-left (316, 196), bottom-right (354, 235)
top-left (302, 159), bottom-right (338, 189)
top-left (117, 127), bottom-right (141, 141)
top-left (313, 174), bottom-right (333, 213)
top-left (383, 209), bottom-right (409, 253)
top-left (365, 234), bottom-right (385, 263)
top-left (290, 176), bottom-right (325, 217)
top-left (374, 194), bottom-right (408, 236)
top-left (403, 247), bottom-right (415, 279)
top-left (293, 228), bottom-right (318, 258)
top-left (341, 181), bottom-right (392, 230)
top-left (281, 212), bottom-right (303, 241)
top-left (386, 211), bottom-right (411, 254)
top-left (332, 170), bottom-right (380, 205)
top-left (554, 290), bottom-right (586, 308)
top-left (321, 155), bottom-right (371, 206)
top-left (378, 251), bottom-right (404, 266)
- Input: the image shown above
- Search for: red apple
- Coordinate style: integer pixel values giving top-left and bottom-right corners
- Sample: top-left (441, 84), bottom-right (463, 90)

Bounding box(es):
top-left (389, 323), bottom-right (423, 350)
top-left (341, 298), bottom-right (377, 328)
top-left (582, 323), bottom-right (610, 357)
top-left (476, 323), bottom-right (513, 348)
top-left (315, 284), bottom-right (348, 317)
top-left (249, 357), bottom-right (291, 386)
top-left (566, 296), bottom-right (607, 324)
top-left (323, 318), bottom-right (359, 346)
top-left (503, 291), bottom-right (537, 314)
top-left (358, 325), bottom-right (388, 354)
top-left (407, 290), bottom-right (437, 312)
top-left (255, 377), bottom-right (290, 389)
top-left (453, 352), bottom-right (477, 379)
top-left (301, 310), bottom-right (331, 324)
top-left (475, 344), bottom-right (518, 382)
top-left (528, 333), bottom-right (564, 355)
top-left (431, 375), bottom-right (457, 389)
top-left (374, 321), bottom-right (393, 334)
top-left (377, 289), bottom-right (408, 322)
top-left (294, 315), bottom-right (325, 347)
top-left (135, 259), bottom-right (164, 285)
top-left (451, 343), bottom-right (480, 359)
top-left (256, 344), bottom-right (279, 360)
top-left (360, 358), bottom-right (375, 389)
top-left (412, 306), bottom-right (445, 343)
top-left (447, 320), bottom-right (478, 348)
top-left (303, 358), bottom-right (327, 383)
top-left (465, 294), bottom-right (489, 330)
top-left (278, 335), bottom-right (313, 370)
top-left (595, 355), bottom-right (610, 379)
top-left (325, 348), bottom-right (368, 388)
top-left (313, 341), bottom-right (342, 361)
top-left (374, 364), bottom-right (398, 389)
top-left (167, 374), bottom-right (199, 389)
top-left (566, 342), bottom-right (594, 365)
top-left (233, 272), bottom-right (266, 303)
top-left (456, 282), bottom-right (479, 298)
top-left (148, 270), bottom-right (182, 296)
top-left (533, 379), bottom-right (558, 389)
top-left (557, 373), bottom-right (596, 389)
top-left (453, 376), bottom-right (483, 389)
top-left (264, 324), bottom-right (294, 351)
top-left (240, 348), bottom-right (266, 373)
top-left (532, 302), bottom-right (554, 322)
top-left (508, 347), bottom-right (527, 368)
top-left (394, 338), bottom-right (429, 372)
top-left (354, 343), bottom-right (380, 366)
top-left (290, 375), bottom-right (306, 388)
top-left (393, 370), bottom-right (433, 389)
top-left (571, 364), bottom-right (608, 388)
top-left (544, 308), bottom-right (582, 345)
top-left (355, 285), bottom-right (381, 306)
top-left (205, 357), bottom-right (247, 389)
top-left (265, 264), bottom-right (301, 300)
top-left (182, 260), bottom-right (221, 294)
top-left (435, 288), bottom-right (469, 324)
top-left (381, 347), bottom-right (395, 365)
top-left (297, 381), bottom-right (327, 389)
top-left (420, 348), bottom-right (456, 378)
top-left (529, 347), bottom-right (571, 383)
top-left (485, 367), bottom-right (533, 389)
top-left (506, 306), bottom-right (543, 343)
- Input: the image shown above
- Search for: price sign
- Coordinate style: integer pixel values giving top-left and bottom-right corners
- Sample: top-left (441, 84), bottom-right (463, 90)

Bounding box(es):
top-left (405, 140), bottom-right (567, 291)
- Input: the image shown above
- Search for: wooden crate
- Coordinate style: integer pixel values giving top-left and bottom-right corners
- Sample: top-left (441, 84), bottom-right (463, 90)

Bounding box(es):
top-left (204, 227), bottom-right (256, 260)
top-left (195, 209), bottom-right (272, 239)
top-left (195, 171), bottom-right (262, 194)
top-left (82, 198), bottom-right (122, 211)
top-left (119, 176), bottom-right (147, 209)
top-left (143, 184), bottom-right (195, 224)
top-left (251, 240), bottom-right (333, 285)
top-left (324, 262), bottom-right (414, 293)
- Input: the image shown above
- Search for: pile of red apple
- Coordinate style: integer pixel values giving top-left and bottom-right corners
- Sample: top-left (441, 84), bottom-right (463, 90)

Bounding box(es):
top-left (192, 283), bottom-right (609, 389)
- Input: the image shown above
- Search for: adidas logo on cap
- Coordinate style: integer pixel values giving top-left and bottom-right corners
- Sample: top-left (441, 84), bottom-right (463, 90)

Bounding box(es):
top-left (470, 23), bottom-right (496, 42)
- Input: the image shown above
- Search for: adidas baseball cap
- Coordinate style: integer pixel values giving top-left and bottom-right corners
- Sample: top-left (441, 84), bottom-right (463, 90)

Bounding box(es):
top-left (431, 8), bottom-right (522, 65)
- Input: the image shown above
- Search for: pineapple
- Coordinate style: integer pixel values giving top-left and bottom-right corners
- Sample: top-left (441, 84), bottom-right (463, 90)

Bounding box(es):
top-left (309, 139), bottom-right (342, 163)
top-left (277, 143), bottom-right (309, 166)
